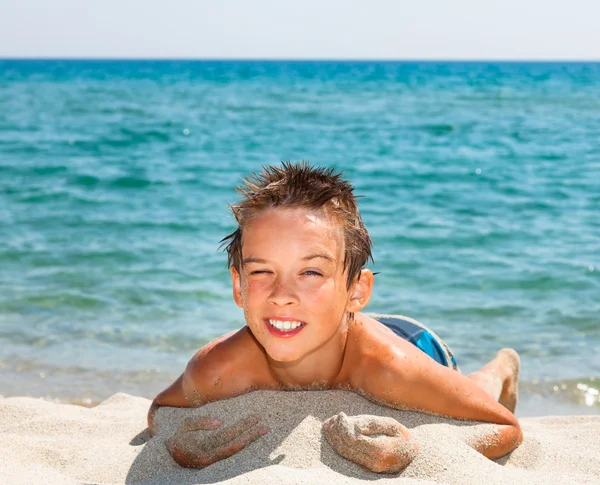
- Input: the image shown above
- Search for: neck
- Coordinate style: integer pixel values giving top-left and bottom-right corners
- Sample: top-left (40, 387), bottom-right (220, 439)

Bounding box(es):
top-left (267, 318), bottom-right (350, 388)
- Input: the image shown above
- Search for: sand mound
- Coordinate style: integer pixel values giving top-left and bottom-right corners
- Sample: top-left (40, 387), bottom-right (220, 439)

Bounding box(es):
top-left (0, 391), bottom-right (598, 484)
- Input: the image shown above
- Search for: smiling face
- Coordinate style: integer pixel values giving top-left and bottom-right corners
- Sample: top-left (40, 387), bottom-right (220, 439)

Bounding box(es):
top-left (231, 207), bottom-right (372, 374)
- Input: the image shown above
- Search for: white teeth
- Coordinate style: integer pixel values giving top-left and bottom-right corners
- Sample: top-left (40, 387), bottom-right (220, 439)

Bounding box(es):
top-left (268, 319), bottom-right (304, 331)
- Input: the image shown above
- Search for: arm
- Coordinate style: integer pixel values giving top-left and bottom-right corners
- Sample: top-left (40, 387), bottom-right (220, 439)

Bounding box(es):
top-left (147, 330), bottom-right (270, 468)
top-left (148, 372), bottom-right (200, 436)
top-left (470, 423), bottom-right (522, 460)
top-left (358, 340), bottom-right (522, 460)
top-left (148, 330), bottom-right (239, 436)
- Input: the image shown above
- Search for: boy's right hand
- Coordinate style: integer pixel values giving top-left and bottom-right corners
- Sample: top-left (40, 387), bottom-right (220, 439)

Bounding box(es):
top-left (166, 414), bottom-right (269, 468)
top-left (323, 413), bottom-right (418, 473)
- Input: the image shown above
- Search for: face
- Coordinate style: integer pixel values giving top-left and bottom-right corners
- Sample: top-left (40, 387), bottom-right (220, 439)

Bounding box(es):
top-left (231, 207), bottom-right (370, 365)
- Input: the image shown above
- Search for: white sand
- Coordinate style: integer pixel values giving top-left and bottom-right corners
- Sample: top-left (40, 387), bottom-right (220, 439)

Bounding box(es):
top-left (0, 391), bottom-right (598, 485)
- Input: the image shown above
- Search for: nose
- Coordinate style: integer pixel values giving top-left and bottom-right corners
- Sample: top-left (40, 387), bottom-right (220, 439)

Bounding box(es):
top-left (267, 277), bottom-right (299, 306)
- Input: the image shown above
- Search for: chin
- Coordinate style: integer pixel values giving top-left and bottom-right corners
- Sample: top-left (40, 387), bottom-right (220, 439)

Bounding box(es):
top-left (263, 346), bottom-right (305, 364)
top-left (267, 350), bottom-right (302, 363)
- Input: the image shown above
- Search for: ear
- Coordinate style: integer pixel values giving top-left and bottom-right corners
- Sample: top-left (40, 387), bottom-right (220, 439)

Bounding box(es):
top-left (230, 267), bottom-right (243, 308)
top-left (346, 269), bottom-right (374, 313)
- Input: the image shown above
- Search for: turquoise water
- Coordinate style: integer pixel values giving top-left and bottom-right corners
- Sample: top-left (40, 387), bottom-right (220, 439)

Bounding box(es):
top-left (0, 60), bottom-right (599, 416)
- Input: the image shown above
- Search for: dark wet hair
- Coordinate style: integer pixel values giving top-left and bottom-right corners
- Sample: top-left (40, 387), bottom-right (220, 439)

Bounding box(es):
top-left (221, 161), bottom-right (373, 289)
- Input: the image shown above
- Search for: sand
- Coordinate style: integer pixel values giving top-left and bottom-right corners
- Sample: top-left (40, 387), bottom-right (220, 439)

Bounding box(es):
top-left (0, 391), bottom-right (598, 485)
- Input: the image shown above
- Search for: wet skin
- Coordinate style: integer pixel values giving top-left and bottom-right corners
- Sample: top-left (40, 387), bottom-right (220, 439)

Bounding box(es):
top-left (149, 207), bottom-right (522, 472)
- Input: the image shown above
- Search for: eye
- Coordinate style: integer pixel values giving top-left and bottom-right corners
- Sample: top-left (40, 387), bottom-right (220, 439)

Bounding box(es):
top-left (249, 270), bottom-right (272, 275)
top-left (302, 270), bottom-right (323, 277)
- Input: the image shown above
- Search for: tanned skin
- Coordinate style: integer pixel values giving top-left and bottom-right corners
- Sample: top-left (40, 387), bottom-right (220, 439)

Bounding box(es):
top-left (149, 207), bottom-right (522, 473)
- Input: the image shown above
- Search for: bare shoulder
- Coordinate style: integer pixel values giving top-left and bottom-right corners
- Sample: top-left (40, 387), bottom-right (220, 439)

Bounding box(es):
top-left (343, 314), bottom-right (416, 387)
top-left (148, 327), bottom-right (269, 433)
top-left (344, 314), bottom-right (518, 426)
top-left (184, 326), bottom-right (271, 404)
top-left (347, 313), bottom-right (415, 354)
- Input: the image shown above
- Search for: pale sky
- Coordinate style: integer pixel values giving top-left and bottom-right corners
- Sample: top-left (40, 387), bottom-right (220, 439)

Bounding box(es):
top-left (1, 0), bottom-right (599, 60)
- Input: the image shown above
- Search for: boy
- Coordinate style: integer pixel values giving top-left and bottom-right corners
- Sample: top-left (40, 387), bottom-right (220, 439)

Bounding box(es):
top-left (148, 162), bottom-right (522, 473)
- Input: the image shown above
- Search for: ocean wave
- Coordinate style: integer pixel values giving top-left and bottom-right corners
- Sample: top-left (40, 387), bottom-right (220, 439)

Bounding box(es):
top-left (412, 123), bottom-right (457, 135)
top-left (522, 377), bottom-right (600, 408)
top-left (108, 176), bottom-right (156, 189)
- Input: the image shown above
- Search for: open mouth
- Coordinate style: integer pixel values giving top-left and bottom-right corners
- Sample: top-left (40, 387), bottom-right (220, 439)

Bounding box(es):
top-left (265, 318), bottom-right (306, 337)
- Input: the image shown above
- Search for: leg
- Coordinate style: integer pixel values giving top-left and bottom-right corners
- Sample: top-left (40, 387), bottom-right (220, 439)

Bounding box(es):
top-left (467, 348), bottom-right (520, 413)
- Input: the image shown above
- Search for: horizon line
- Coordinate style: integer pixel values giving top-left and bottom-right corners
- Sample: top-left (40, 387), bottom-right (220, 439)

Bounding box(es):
top-left (1, 57), bottom-right (600, 63)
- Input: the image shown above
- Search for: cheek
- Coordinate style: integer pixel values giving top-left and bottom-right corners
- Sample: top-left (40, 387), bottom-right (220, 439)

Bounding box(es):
top-left (239, 281), bottom-right (257, 322)
top-left (304, 281), bottom-right (348, 315)
top-left (237, 278), bottom-right (251, 312)
top-left (241, 279), bottom-right (268, 305)
top-left (300, 278), bottom-right (330, 298)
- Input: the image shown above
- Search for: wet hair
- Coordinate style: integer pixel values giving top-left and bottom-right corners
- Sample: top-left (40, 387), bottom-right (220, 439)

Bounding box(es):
top-left (221, 161), bottom-right (373, 290)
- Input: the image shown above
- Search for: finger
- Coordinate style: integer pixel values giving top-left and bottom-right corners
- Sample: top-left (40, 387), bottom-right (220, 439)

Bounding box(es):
top-left (212, 414), bottom-right (262, 445)
top-left (209, 424), bottom-right (269, 463)
top-left (167, 423), bottom-right (268, 469)
top-left (324, 417), bottom-right (361, 452)
top-left (354, 416), bottom-right (406, 437)
top-left (323, 414), bottom-right (340, 430)
top-left (325, 426), bottom-right (360, 460)
top-left (179, 415), bottom-right (223, 432)
top-left (329, 413), bottom-right (355, 434)
top-left (325, 412), bottom-right (348, 425)
top-left (333, 434), bottom-right (416, 474)
top-left (325, 427), bottom-right (376, 469)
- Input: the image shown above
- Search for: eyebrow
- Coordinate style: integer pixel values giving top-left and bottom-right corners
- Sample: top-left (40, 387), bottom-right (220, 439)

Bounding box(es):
top-left (242, 257), bottom-right (269, 265)
top-left (242, 253), bottom-right (336, 266)
top-left (302, 252), bottom-right (336, 263)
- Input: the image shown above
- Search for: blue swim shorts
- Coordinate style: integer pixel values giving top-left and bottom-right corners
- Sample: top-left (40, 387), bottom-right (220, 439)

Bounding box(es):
top-left (368, 314), bottom-right (459, 371)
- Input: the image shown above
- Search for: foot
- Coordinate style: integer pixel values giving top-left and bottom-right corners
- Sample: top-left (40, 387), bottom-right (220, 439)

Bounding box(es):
top-left (496, 348), bottom-right (520, 413)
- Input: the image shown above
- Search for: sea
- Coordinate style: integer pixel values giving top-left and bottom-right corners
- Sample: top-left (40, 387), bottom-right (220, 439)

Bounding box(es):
top-left (0, 60), bottom-right (598, 417)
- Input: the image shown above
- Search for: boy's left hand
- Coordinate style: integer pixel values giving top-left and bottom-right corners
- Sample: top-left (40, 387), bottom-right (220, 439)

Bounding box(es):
top-left (166, 414), bottom-right (269, 468)
top-left (323, 413), bottom-right (418, 473)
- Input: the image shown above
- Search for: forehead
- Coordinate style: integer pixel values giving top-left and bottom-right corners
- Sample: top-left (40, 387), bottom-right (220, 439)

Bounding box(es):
top-left (242, 207), bottom-right (344, 255)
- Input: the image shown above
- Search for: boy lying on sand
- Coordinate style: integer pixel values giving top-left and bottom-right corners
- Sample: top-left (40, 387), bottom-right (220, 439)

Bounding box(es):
top-left (148, 162), bottom-right (522, 473)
